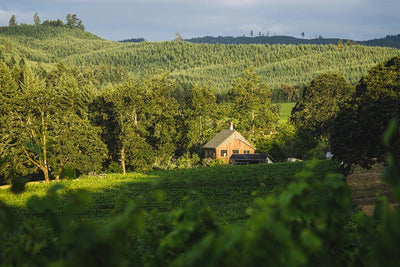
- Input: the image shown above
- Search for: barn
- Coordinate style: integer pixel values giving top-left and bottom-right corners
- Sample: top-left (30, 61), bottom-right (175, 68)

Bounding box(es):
top-left (203, 122), bottom-right (256, 164)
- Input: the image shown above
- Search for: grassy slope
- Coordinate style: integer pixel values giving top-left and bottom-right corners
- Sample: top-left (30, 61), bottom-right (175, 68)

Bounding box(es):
top-left (0, 25), bottom-right (399, 94)
top-left (0, 25), bottom-right (118, 67)
top-left (0, 160), bottom-right (338, 224)
top-left (277, 102), bottom-right (296, 123)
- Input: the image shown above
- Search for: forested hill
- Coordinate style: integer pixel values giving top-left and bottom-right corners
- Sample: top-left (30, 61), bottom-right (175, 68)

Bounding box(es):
top-left (1, 25), bottom-right (399, 97)
top-left (185, 34), bottom-right (400, 49)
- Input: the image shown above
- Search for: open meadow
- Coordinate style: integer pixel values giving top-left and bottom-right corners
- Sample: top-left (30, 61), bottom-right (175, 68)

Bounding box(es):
top-left (277, 102), bottom-right (296, 123)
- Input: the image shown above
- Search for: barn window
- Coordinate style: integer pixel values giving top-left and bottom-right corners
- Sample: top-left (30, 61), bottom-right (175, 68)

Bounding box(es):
top-left (244, 150), bottom-right (250, 154)
top-left (221, 150), bottom-right (227, 157)
top-left (233, 150), bottom-right (239, 154)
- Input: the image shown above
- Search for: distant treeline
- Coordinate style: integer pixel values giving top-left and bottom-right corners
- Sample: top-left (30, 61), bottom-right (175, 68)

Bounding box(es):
top-left (185, 34), bottom-right (400, 49)
top-left (119, 38), bottom-right (146, 43)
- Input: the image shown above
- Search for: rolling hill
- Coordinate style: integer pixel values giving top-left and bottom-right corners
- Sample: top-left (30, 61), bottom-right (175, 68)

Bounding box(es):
top-left (1, 25), bottom-right (399, 97)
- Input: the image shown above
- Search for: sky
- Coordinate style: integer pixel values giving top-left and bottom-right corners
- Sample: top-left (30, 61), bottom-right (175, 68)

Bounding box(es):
top-left (0, 0), bottom-right (399, 41)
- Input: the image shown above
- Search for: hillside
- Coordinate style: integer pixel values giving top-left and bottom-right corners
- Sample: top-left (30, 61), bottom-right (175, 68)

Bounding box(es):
top-left (1, 25), bottom-right (399, 96)
top-left (0, 25), bottom-right (118, 64)
top-left (185, 34), bottom-right (400, 49)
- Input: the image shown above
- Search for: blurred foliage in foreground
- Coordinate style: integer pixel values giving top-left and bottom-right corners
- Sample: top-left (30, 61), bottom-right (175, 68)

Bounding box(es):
top-left (0, 120), bottom-right (399, 266)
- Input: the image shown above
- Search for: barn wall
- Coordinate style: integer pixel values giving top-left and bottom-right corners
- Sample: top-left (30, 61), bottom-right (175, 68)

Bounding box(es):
top-left (216, 140), bottom-right (254, 163)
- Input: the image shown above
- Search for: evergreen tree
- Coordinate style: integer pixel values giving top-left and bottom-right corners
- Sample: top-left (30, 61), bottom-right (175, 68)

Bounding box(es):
top-left (9, 15), bottom-right (17, 26)
top-left (34, 12), bottom-right (40, 27)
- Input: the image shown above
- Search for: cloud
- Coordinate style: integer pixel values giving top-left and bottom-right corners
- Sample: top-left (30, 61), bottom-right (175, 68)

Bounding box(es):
top-left (0, 9), bottom-right (13, 25)
top-left (0, 8), bottom-right (34, 25)
top-left (0, 0), bottom-right (399, 41)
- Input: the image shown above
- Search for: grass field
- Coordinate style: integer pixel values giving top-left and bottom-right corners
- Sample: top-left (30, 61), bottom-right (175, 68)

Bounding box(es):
top-left (277, 102), bottom-right (296, 123)
top-left (0, 160), bottom-right (338, 225)
top-left (346, 164), bottom-right (394, 215)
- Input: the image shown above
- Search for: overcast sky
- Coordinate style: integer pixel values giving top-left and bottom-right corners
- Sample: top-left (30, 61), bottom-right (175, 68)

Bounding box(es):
top-left (0, 0), bottom-right (399, 41)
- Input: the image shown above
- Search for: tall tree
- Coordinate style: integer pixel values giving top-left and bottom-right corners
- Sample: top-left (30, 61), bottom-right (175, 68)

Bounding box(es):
top-left (330, 56), bottom-right (400, 169)
top-left (281, 83), bottom-right (297, 102)
top-left (228, 67), bottom-right (278, 142)
top-left (0, 62), bottom-right (106, 182)
top-left (144, 72), bottom-right (179, 161)
top-left (109, 79), bottom-right (153, 175)
top-left (184, 85), bottom-right (218, 153)
top-left (9, 15), bottom-right (17, 26)
top-left (291, 73), bottom-right (352, 139)
top-left (33, 12), bottom-right (40, 27)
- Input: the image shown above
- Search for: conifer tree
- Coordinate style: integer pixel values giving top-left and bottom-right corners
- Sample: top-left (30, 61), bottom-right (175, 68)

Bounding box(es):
top-left (34, 12), bottom-right (40, 27)
top-left (9, 15), bottom-right (17, 26)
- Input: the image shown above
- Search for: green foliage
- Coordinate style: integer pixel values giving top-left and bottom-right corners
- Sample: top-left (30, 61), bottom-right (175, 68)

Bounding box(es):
top-left (291, 73), bottom-right (353, 139)
top-left (330, 55), bottom-right (400, 169)
top-left (2, 145), bottom-right (400, 265)
top-left (228, 66), bottom-right (279, 142)
top-left (8, 15), bottom-right (17, 26)
top-left (0, 60), bottom-right (107, 182)
top-left (281, 83), bottom-right (300, 102)
top-left (277, 102), bottom-right (296, 123)
top-left (186, 34), bottom-right (400, 49)
top-left (184, 84), bottom-right (219, 153)
top-left (0, 25), bottom-right (398, 97)
top-left (257, 122), bottom-right (319, 161)
top-left (176, 152), bottom-right (201, 169)
top-left (33, 13), bottom-right (40, 27)
top-left (0, 161), bottom-right (337, 223)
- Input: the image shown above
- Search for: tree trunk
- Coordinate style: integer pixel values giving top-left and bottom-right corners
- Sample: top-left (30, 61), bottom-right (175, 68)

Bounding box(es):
top-left (55, 167), bottom-right (62, 182)
top-left (121, 146), bottom-right (126, 176)
top-left (42, 112), bottom-right (49, 182)
top-left (42, 166), bottom-right (50, 182)
top-left (251, 109), bottom-right (255, 135)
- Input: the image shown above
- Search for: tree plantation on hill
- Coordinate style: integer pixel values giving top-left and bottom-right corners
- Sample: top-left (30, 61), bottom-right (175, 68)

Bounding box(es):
top-left (0, 25), bottom-right (399, 98)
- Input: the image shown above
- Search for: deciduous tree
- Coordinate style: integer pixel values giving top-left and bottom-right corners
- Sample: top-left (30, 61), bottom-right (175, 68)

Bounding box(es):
top-left (0, 62), bottom-right (106, 182)
top-left (291, 73), bottom-right (352, 139)
top-left (184, 85), bottom-right (218, 153)
top-left (330, 56), bottom-right (400, 169)
top-left (228, 67), bottom-right (278, 142)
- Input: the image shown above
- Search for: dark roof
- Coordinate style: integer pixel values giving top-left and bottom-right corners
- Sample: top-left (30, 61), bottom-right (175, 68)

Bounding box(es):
top-left (203, 129), bottom-right (254, 149)
top-left (229, 153), bottom-right (273, 161)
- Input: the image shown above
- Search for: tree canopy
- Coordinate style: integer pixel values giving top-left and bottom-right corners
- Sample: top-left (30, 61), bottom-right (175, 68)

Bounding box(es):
top-left (291, 73), bottom-right (352, 139)
top-left (330, 55), bottom-right (400, 169)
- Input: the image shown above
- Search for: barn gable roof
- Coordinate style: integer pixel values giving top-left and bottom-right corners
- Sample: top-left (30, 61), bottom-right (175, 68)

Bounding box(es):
top-left (203, 129), bottom-right (255, 150)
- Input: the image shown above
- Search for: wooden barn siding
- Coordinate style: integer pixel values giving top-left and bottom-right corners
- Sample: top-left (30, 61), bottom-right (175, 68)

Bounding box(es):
top-left (216, 139), bottom-right (254, 163)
